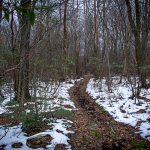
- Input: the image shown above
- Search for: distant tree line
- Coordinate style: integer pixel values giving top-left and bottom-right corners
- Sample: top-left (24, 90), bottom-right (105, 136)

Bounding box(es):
top-left (0, 0), bottom-right (149, 111)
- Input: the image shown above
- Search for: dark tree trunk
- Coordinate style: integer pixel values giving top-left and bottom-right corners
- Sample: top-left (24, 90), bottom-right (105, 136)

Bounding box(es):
top-left (93, 0), bottom-right (98, 56)
top-left (0, 0), bottom-right (2, 22)
top-left (125, 0), bottom-right (147, 87)
top-left (0, 0), bottom-right (3, 98)
top-left (0, 0), bottom-right (3, 37)
top-left (63, 0), bottom-right (68, 55)
top-left (140, 0), bottom-right (150, 87)
top-left (17, 0), bottom-right (31, 109)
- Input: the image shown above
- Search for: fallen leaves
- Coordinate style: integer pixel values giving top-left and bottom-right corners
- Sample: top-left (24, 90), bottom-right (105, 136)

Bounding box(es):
top-left (26, 134), bottom-right (52, 149)
top-left (69, 76), bottom-right (150, 150)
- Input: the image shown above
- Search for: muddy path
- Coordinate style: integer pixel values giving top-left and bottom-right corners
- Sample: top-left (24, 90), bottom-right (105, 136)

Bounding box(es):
top-left (69, 76), bottom-right (150, 150)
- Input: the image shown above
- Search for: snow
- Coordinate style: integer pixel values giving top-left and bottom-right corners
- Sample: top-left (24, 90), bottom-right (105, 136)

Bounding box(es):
top-left (0, 125), bottom-right (30, 150)
top-left (86, 77), bottom-right (150, 141)
top-left (48, 119), bottom-right (74, 149)
top-left (29, 80), bottom-right (75, 112)
top-left (0, 83), bottom-right (14, 114)
top-left (29, 79), bottom-right (76, 112)
top-left (0, 79), bottom-right (77, 114)
top-left (0, 79), bottom-right (77, 149)
top-left (0, 119), bottom-right (74, 150)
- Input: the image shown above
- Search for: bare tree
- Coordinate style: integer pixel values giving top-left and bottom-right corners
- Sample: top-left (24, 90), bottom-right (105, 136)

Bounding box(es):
top-left (93, 0), bottom-right (99, 56)
top-left (0, 0), bottom-right (2, 38)
top-left (63, 0), bottom-right (68, 55)
top-left (124, 0), bottom-right (148, 87)
top-left (17, 0), bottom-right (32, 110)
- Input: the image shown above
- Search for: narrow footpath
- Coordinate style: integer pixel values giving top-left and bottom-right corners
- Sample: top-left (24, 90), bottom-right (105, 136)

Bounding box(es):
top-left (69, 75), bottom-right (150, 150)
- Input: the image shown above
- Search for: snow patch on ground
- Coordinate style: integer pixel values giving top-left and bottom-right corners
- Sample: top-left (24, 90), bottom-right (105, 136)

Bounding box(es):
top-left (0, 79), bottom-right (77, 114)
top-left (29, 80), bottom-right (76, 113)
top-left (86, 77), bottom-right (150, 141)
top-left (0, 119), bottom-right (74, 150)
top-left (0, 83), bottom-right (14, 114)
top-left (0, 79), bottom-right (78, 149)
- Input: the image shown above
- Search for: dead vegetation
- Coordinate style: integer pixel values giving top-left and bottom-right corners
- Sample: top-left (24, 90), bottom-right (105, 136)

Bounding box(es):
top-left (69, 76), bottom-right (150, 150)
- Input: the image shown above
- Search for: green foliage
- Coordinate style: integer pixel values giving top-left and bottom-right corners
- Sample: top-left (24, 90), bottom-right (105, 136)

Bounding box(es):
top-left (27, 11), bottom-right (35, 26)
top-left (0, 96), bottom-right (4, 104)
top-left (6, 99), bottom-right (19, 106)
top-left (98, 107), bottom-right (108, 114)
top-left (16, 6), bottom-right (36, 26)
top-left (52, 108), bottom-right (73, 119)
top-left (62, 56), bottom-right (75, 73)
top-left (87, 57), bottom-right (103, 74)
top-left (89, 123), bottom-right (102, 139)
top-left (91, 129), bottom-right (102, 139)
top-left (31, 55), bottom-right (45, 66)
top-left (48, 55), bottom-right (75, 79)
top-left (3, 1), bottom-right (58, 25)
top-left (63, 56), bottom-right (75, 66)
top-left (88, 122), bottom-right (98, 130)
top-left (112, 63), bottom-right (124, 69)
top-left (88, 57), bottom-right (102, 66)
top-left (103, 63), bottom-right (150, 71)
top-left (139, 65), bottom-right (150, 70)
top-left (35, 5), bottom-right (55, 12)
top-left (3, 7), bottom-right (10, 22)
top-left (51, 55), bottom-right (75, 72)
top-left (111, 63), bottom-right (124, 74)
top-left (130, 140), bottom-right (150, 149)
top-left (23, 117), bottom-right (40, 129)
top-left (21, 113), bottom-right (45, 132)
top-left (0, 58), bottom-right (7, 67)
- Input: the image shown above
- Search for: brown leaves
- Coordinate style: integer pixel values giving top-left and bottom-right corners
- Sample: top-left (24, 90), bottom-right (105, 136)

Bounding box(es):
top-left (26, 134), bottom-right (52, 149)
top-left (68, 76), bottom-right (150, 150)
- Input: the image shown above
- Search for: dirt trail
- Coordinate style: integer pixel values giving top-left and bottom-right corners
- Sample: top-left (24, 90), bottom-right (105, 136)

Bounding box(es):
top-left (69, 75), bottom-right (150, 150)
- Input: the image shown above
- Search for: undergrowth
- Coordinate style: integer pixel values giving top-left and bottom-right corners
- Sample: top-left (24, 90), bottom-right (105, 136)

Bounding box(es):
top-left (131, 139), bottom-right (150, 149)
top-left (52, 108), bottom-right (73, 120)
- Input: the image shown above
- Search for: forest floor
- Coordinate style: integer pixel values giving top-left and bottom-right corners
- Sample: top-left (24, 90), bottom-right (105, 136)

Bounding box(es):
top-left (0, 80), bottom-right (76, 150)
top-left (0, 76), bottom-right (150, 150)
top-left (69, 75), bottom-right (150, 150)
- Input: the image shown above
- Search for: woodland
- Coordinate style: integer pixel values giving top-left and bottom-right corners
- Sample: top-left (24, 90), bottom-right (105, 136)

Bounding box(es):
top-left (0, 0), bottom-right (150, 150)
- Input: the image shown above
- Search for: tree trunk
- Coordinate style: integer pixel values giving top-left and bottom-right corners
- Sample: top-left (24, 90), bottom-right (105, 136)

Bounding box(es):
top-left (0, 0), bottom-right (2, 41)
top-left (63, 0), bottom-right (68, 55)
top-left (83, 0), bottom-right (88, 67)
top-left (17, 0), bottom-right (31, 109)
top-left (125, 0), bottom-right (146, 87)
top-left (75, 0), bottom-right (80, 76)
top-left (140, 0), bottom-right (150, 87)
top-left (0, 0), bottom-right (2, 23)
top-left (0, 0), bottom-right (3, 98)
top-left (93, 0), bottom-right (98, 56)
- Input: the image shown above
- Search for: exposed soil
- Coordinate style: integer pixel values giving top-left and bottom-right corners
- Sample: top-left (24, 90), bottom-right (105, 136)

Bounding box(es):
top-left (0, 115), bottom-right (19, 126)
top-left (23, 125), bottom-right (49, 136)
top-left (26, 134), bottom-right (52, 149)
top-left (55, 144), bottom-right (66, 150)
top-left (12, 142), bottom-right (23, 148)
top-left (69, 75), bottom-right (150, 150)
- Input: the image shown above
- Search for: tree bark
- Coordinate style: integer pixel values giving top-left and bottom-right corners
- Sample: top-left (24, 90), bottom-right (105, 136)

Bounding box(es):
top-left (93, 0), bottom-right (98, 56)
top-left (0, 0), bottom-right (2, 40)
top-left (0, 0), bottom-right (3, 98)
top-left (83, 0), bottom-right (89, 66)
top-left (63, 0), bottom-right (68, 55)
top-left (125, 0), bottom-right (146, 87)
top-left (17, 0), bottom-right (31, 109)
top-left (0, 0), bottom-right (2, 22)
